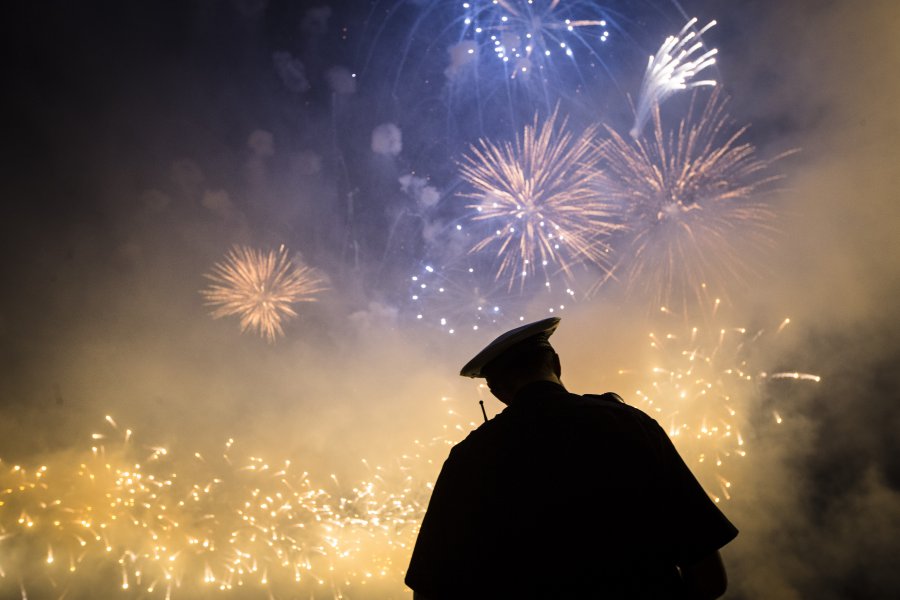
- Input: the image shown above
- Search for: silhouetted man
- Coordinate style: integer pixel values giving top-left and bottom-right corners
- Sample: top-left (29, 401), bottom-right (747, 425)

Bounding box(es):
top-left (406, 317), bottom-right (737, 599)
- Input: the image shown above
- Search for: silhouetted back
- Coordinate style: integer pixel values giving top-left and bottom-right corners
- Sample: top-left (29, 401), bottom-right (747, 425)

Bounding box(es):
top-left (406, 381), bottom-right (737, 599)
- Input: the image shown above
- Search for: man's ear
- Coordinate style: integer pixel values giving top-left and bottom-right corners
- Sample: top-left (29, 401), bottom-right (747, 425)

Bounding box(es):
top-left (553, 352), bottom-right (562, 378)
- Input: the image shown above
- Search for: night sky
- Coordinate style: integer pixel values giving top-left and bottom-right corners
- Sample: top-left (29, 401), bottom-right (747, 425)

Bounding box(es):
top-left (3, 0), bottom-right (900, 598)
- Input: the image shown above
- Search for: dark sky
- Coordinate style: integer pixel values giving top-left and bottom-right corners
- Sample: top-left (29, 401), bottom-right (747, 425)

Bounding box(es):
top-left (2, 1), bottom-right (900, 598)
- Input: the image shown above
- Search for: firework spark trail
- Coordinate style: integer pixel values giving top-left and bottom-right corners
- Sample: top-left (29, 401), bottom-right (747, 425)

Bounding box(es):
top-left (201, 245), bottom-right (327, 343)
top-left (459, 105), bottom-right (619, 289)
top-left (0, 400), bottom-right (475, 598)
top-left (630, 18), bottom-right (718, 139)
top-left (599, 88), bottom-right (794, 313)
top-left (408, 261), bottom-right (575, 335)
top-left (410, 263), bottom-right (518, 335)
top-left (461, 0), bottom-right (610, 80)
top-left (618, 293), bottom-right (820, 503)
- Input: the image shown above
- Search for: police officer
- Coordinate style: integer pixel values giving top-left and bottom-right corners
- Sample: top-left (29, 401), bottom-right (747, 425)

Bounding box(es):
top-left (406, 317), bottom-right (738, 599)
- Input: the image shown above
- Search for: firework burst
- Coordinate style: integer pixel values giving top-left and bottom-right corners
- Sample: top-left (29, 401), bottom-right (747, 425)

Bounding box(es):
top-left (459, 105), bottom-right (618, 289)
top-left (460, 0), bottom-right (611, 80)
top-left (600, 89), bottom-right (794, 313)
top-left (618, 293), bottom-right (820, 502)
top-left (201, 245), bottom-right (327, 343)
top-left (630, 18), bottom-right (718, 139)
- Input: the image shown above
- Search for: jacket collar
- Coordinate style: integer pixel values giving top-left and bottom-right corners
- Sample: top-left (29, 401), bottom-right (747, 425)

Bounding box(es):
top-left (509, 380), bottom-right (568, 407)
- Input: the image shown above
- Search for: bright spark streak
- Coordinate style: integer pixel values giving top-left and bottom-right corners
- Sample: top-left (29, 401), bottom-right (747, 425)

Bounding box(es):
top-left (630, 18), bottom-right (718, 138)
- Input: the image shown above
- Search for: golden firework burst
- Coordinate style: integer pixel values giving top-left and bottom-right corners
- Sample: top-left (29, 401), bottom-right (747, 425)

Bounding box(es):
top-left (459, 105), bottom-right (618, 289)
top-left (201, 245), bottom-right (327, 343)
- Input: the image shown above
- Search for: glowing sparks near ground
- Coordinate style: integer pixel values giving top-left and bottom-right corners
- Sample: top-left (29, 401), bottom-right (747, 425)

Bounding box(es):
top-left (0, 401), bottom-right (477, 598)
top-left (630, 18), bottom-right (718, 138)
top-left (201, 245), bottom-right (327, 343)
top-left (600, 89), bottom-right (793, 313)
top-left (459, 105), bottom-right (617, 288)
top-left (461, 0), bottom-right (610, 79)
top-left (618, 294), bottom-right (820, 502)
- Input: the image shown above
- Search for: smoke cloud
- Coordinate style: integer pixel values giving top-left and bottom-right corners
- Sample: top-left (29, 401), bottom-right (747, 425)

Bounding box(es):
top-left (2, 0), bottom-right (899, 598)
top-left (371, 122), bottom-right (403, 156)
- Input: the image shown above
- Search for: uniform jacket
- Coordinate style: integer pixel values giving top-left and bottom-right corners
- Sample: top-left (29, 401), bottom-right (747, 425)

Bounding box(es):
top-left (406, 380), bottom-right (738, 599)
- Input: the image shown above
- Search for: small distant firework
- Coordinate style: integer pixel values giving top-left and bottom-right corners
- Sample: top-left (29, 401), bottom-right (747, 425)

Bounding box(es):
top-left (201, 245), bottom-right (327, 343)
top-left (460, 0), bottom-right (611, 80)
top-left (0, 399), bottom-right (477, 598)
top-left (619, 293), bottom-right (820, 502)
top-left (408, 261), bottom-right (574, 335)
top-left (630, 18), bottom-right (717, 139)
top-left (600, 89), bottom-right (792, 313)
top-left (459, 105), bottom-right (618, 288)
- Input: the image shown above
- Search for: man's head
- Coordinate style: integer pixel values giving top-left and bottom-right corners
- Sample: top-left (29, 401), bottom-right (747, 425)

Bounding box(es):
top-left (459, 317), bottom-right (562, 404)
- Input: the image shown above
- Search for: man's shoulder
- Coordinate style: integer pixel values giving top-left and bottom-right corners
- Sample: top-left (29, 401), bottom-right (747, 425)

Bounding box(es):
top-left (451, 390), bottom-right (662, 450)
top-left (455, 412), bottom-right (512, 446)
top-left (440, 412), bottom-right (501, 456)
top-left (582, 391), bottom-right (626, 404)
top-left (576, 391), bottom-right (653, 416)
top-left (567, 392), bottom-right (666, 436)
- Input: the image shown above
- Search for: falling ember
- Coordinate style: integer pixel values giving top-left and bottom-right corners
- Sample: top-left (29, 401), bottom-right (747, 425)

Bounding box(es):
top-left (201, 245), bottom-right (328, 343)
top-left (459, 105), bottom-right (618, 288)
